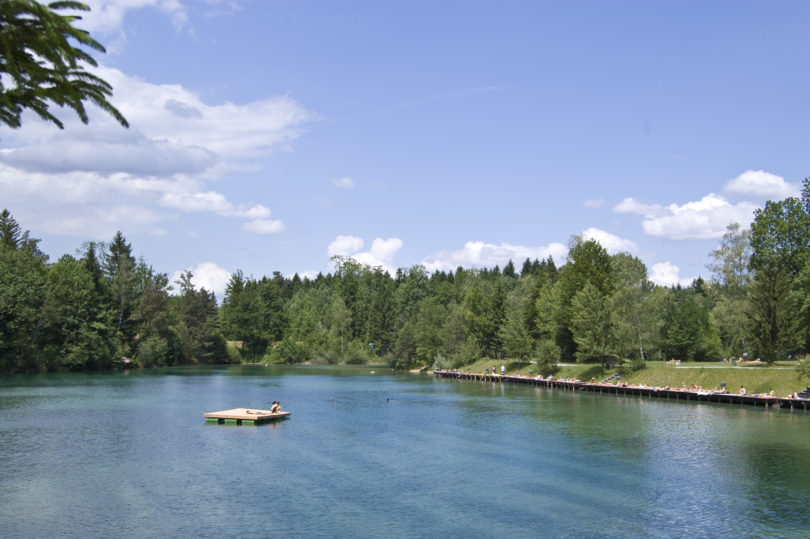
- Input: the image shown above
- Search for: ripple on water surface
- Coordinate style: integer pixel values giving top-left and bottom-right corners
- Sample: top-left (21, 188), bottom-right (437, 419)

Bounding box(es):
top-left (2, 366), bottom-right (810, 538)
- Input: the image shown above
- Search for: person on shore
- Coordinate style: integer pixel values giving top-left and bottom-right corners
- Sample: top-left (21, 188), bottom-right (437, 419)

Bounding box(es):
top-left (738, 386), bottom-right (746, 395)
top-left (501, 365), bottom-right (505, 375)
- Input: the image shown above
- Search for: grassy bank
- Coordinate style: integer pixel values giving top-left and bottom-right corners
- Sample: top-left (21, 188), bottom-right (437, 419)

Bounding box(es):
top-left (621, 362), bottom-right (806, 397)
top-left (454, 359), bottom-right (809, 397)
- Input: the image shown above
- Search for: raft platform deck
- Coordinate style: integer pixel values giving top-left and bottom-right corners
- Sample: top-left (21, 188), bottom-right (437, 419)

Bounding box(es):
top-left (203, 408), bottom-right (291, 425)
top-left (434, 370), bottom-right (810, 411)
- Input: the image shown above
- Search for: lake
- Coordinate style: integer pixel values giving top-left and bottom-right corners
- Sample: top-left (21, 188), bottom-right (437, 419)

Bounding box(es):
top-left (2, 365), bottom-right (809, 538)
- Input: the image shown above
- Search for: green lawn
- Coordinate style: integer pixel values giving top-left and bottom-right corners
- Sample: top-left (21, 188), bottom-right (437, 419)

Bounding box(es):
top-left (623, 362), bottom-right (803, 397)
top-left (454, 358), bottom-right (809, 397)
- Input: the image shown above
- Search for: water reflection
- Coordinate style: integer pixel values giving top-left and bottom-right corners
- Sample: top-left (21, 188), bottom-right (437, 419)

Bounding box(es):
top-left (2, 366), bottom-right (810, 538)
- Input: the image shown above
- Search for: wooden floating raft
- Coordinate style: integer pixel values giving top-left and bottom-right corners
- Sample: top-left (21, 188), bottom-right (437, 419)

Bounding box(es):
top-left (203, 408), bottom-right (291, 425)
top-left (434, 370), bottom-right (810, 411)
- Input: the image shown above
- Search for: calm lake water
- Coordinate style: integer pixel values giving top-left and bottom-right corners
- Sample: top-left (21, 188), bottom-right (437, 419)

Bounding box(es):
top-left (2, 365), bottom-right (810, 538)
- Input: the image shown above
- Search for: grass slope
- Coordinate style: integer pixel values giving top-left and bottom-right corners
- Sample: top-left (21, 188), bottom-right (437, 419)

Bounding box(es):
top-left (456, 359), bottom-right (809, 397)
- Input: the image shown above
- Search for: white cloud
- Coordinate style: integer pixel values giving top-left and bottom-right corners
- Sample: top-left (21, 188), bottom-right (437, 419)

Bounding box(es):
top-left (327, 235), bottom-right (403, 272)
top-left (171, 262), bottom-right (232, 299)
top-left (0, 65), bottom-right (310, 238)
top-left (614, 194), bottom-right (757, 240)
top-left (369, 238), bottom-right (402, 261)
top-left (0, 66), bottom-right (313, 176)
top-left (159, 190), bottom-right (233, 214)
top-left (328, 235), bottom-right (365, 257)
top-left (0, 131), bottom-right (217, 176)
top-left (724, 170), bottom-right (799, 200)
top-left (580, 227), bottom-right (638, 254)
top-left (239, 205), bottom-right (271, 220)
top-left (158, 191), bottom-right (271, 219)
top-left (81, 0), bottom-right (189, 35)
top-left (331, 177), bottom-right (356, 189)
top-left (242, 218), bottom-right (284, 235)
top-left (583, 199), bottom-right (606, 208)
top-left (422, 240), bottom-right (567, 273)
top-left (649, 261), bottom-right (695, 288)
top-left (613, 197), bottom-right (667, 217)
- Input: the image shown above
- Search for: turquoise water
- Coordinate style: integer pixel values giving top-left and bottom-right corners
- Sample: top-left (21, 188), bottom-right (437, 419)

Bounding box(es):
top-left (2, 365), bottom-right (810, 538)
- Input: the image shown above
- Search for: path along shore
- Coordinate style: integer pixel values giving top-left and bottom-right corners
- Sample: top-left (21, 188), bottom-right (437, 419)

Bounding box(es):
top-left (433, 370), bottom-right (810, 411)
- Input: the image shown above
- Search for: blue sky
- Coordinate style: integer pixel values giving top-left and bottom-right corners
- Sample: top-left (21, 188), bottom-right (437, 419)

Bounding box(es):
top-left (1, 0), bottom-right (807, 297)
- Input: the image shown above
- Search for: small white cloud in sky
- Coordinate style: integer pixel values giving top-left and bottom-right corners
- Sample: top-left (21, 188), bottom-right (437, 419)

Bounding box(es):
top-left (422, 240), bottom-right (567, 273)
top-left (327, 235), bottom-right (403, 272)
top-left (171, 261), bottom-right (231, 299)
top-left (328, 235), bottom-right (365, 257)
top-left (158, 191), bottom-right (272, 220)
top-left (583, 199), bottom-right (606, 208)
top-left (649, 261), bottom-right (695, 288)
top-left (613, 193), bottom-right (757, 240)
top-left (330, 177), bottom-right (356, 189)
top-left (240, 205), bottom-right (272, 220)
top-left (613, 197), bottom-right (666, 217)
top-left (367, 238), bottom-right (403, 262)
top-left (159, 191), bottom-right (234, 214)
top-left (242, 218), bottom-right (284, 235)
top-left (724, 170), bottom-right (799, 200)
top-left (82, 0), bottom-right (189, 35)
top-left (581, 227), bottom-right (638, 254)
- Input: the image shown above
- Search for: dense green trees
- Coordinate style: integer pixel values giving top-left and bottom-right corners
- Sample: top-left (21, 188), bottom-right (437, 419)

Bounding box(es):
top-left (2, 180), bottom-right (809, 374)
top-left (174, 270), bottom-right (224, 364)
top-left (0, 215), bottom-right (47, 372)
top-left (0, 210), bottom-right (233, 372)
top-left (610, 253), bottom-right (661, 363)
top-left (208, 178), bottom-right (804, 372)
top-left (746, 178), bottom-right (810, 364)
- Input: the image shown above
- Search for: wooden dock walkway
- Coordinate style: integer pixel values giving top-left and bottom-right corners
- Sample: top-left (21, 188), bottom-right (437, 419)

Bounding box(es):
top-left (433, 370), bottom-right (810, 411)
top-left (203, 408), bottom-right (291, 425)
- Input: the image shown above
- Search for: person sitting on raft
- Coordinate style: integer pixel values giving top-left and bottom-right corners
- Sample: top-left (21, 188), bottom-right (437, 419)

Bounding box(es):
top-left (270, 401), bottom-right (282, 413)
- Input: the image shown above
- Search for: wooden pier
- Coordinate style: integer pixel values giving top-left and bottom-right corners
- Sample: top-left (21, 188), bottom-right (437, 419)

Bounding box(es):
top-left (433, 371), bottom-right (810, 411)
top-left (203, 408), bottom-right (291, 425)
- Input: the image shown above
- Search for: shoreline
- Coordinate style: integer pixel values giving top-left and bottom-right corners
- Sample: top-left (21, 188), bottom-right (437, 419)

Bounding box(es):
top-left (434, 370), bottom-right (810, 411)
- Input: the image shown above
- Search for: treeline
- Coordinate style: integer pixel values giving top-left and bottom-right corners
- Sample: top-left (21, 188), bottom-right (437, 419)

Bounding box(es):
top-left (222, 178), bottom-right (810, 372)
top-left (1, 179), bottom-right (809, 374)
top-left (0, 210), bottom-right (230, 373)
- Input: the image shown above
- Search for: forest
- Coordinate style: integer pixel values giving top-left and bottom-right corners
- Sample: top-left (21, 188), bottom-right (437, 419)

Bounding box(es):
top-left (1, 179), bottom-right (808, 375)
